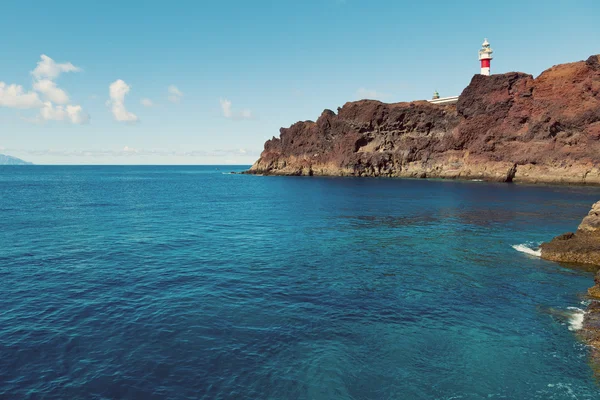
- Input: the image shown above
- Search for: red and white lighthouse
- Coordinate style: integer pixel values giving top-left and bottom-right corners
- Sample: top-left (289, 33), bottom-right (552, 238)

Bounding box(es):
top-left (478, 38), bottom-right (493, 76)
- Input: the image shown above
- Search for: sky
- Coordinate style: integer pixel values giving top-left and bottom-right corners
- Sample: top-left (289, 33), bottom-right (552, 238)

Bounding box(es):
top-left (1, 0), bottom-right (599, 165)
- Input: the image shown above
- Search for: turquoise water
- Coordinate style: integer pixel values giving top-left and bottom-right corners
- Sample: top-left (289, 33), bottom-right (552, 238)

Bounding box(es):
top-left (2, 166), bottom-right (600, 399)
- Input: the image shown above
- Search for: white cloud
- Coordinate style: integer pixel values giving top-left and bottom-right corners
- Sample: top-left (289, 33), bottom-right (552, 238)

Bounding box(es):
top-left (64, 105), bottom-right (89, 124)
top-left (25, 55), bottom-right (88, 124)
top-left (33, 79), bottom-right (69, 104)
top-left (0, 55), bottom-right (87, 124)
top-left (220, 98), bottom-right (233, 118)
top-left (40, 102), bottom-right (89, 124)
top-left (356, 88), bottom-right (389, 100)
top-left (0, 82), bottom-right (43, 109)
top-left (220, 98), bottom-right (253, 120)
top-left (168, 85), bottom-right (183, 97)
top-left (110, 102), bottom-right (139, 122)
top-left (32, 55), bottom-right (81, 80)
top-left (168, 85), bottom-right (183, 103)
top-left (141, 98), bottom-right (153, 107)
top-left (109, 79), bottom-right (131, 104)
top-left (107, 79), bottom-right (139, 122)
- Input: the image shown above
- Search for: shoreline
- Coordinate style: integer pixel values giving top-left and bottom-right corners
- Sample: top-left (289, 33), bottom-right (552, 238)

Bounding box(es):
top-left (540, 201), bottom-right (600, 376)
top-left (243, 169), bottom-right (600, 187)
top-left (248, 55), bottom-right (600, 188)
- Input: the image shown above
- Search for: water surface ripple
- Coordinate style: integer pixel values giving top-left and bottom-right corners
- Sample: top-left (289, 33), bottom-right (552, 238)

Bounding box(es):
top-left (1, 166), bottom-right (600, 399)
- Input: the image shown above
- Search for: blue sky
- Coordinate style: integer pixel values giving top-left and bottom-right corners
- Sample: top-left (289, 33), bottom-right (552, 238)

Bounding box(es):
top-left (1, 0), bottom-right (598, 165)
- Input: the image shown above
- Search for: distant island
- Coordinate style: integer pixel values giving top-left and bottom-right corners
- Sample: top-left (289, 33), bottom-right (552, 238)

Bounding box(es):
top-left (0, 154), bottom-right (32, 165)
top-left (247, 54), bottom-right (600, 185)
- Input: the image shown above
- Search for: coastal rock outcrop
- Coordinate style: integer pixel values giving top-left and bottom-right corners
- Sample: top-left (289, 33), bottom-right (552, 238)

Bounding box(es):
top-left (541, 201), bottom-right (600, 265)
top-left (248, 55), bottom-right (600, 184)
top-left (541, 201), bottom-right (600, 372)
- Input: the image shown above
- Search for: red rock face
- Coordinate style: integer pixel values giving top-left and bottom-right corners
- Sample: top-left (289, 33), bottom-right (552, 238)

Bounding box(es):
top-left (249, 55), bottom-right (600, 184)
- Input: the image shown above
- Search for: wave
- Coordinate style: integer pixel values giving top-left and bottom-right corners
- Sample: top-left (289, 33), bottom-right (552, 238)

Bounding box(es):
top-left (512, 243), bottom-right (542, 257)
top-left (566, 307), bottom-right (586, 331)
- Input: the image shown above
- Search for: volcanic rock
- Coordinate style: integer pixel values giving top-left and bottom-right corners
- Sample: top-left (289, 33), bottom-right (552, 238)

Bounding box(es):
top-left (248, 55), bottom-right (600, 184)
top-left (541, 201), bottom-right (600, 375)
top-left (541, 201), bottom-right (600, 265)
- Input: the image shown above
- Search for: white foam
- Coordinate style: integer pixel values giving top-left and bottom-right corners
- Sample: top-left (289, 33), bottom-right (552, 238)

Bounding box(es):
top-left (512, 243), bottom-right (542, 257)
top-left (566, 307), bottom-right (586, 331)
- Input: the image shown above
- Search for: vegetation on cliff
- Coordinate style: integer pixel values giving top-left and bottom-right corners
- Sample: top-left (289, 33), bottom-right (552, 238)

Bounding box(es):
top-left (249, 55), bottom-right (600, 184)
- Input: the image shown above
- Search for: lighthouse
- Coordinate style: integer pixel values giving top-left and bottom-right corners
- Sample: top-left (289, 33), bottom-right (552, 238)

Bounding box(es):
top-left (478, 38), bottom-right (493, 76)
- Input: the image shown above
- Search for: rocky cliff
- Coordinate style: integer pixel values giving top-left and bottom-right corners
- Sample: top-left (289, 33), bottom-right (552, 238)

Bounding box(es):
top-left (248, 55), bottom-right (600, 184)
top-left (541, 202), bottom-right (600, 373)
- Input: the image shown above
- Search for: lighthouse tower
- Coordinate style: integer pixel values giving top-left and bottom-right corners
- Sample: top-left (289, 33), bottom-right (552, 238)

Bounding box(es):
top-left (478, 38), bottom-right (493, 76)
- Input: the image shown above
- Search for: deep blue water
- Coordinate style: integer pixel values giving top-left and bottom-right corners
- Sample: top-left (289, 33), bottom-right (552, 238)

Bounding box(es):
top-left (2, 166), bottom-right (600, 399)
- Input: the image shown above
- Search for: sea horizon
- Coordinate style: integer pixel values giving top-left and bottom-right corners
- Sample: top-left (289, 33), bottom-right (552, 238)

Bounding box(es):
top-left (3, 1), bottom-right (600, 398)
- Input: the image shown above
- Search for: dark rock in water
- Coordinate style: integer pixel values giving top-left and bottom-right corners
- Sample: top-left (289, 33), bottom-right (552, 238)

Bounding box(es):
top-left (541, 201), bottom-right (600, 375)
top-left (541, 201), bottom-right (600, 265)
top-left (248, 54), bottom-right (600, 185)
top-left (581, 289), bottom-right (600, 372)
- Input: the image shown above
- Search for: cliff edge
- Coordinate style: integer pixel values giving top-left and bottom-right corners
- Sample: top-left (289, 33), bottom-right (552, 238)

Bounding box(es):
top-left (248, 55), bottom-right (600, 184)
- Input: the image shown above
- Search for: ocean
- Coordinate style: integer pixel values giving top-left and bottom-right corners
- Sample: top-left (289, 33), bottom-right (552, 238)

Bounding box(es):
top-left (2, 165), bottom-right (600, 399)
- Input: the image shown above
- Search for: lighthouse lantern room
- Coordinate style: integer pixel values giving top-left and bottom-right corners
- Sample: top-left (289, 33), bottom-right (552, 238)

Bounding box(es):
top-left (478, 38), bottom-right (493, 76)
